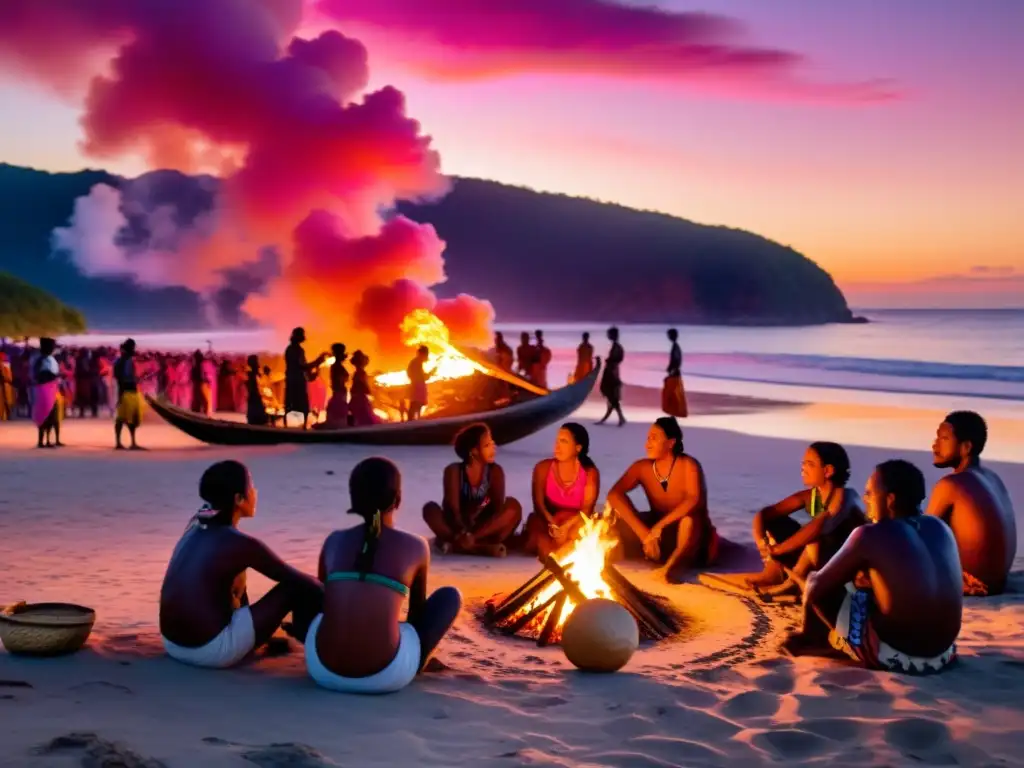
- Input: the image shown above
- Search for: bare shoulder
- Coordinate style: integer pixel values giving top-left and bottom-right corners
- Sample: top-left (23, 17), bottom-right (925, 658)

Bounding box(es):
top-left (533, 457), bottom-right (553, 474)
top-left (679, 454), bottom-right (704, 474)
top-left (443, 462), bottom-right (461, 478)
top-left (490, 463), bottom-right (507, 480)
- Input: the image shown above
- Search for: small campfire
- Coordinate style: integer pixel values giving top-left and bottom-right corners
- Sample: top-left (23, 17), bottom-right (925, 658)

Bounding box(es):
top-left (485, 514), bottom-right (681, 646)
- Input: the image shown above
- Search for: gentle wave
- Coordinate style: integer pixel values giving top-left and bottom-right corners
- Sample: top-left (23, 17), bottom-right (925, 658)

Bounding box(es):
top-left (693, 353), bottom-right (1024, 384)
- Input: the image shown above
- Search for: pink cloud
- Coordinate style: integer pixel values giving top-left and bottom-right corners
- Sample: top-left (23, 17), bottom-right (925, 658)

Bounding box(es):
top-left (317, 0), bottom-right (900, 102)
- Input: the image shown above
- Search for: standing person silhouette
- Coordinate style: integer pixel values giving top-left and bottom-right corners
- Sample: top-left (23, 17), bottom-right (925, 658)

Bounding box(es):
top-left (596, 326), bottom-right (625, 427)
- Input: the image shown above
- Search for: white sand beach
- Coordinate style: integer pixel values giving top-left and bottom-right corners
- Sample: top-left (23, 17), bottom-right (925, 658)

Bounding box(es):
top-left (2, 401), bottom-right (1023, 767)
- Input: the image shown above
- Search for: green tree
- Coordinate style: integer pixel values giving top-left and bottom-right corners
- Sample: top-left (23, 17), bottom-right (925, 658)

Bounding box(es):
top-left (0, 271), bottom-right (87, 338)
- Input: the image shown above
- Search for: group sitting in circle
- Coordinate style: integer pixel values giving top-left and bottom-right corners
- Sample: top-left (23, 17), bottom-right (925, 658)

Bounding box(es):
top-left (158, 409), bottom-right (1014, 689)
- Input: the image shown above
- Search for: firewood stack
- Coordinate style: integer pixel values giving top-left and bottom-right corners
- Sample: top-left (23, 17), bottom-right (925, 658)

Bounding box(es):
top-left (484, 550), bottom-right (682, 647)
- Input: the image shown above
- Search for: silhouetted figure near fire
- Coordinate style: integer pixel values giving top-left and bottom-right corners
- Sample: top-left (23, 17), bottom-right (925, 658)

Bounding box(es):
top-left (572, 332), bottom-right (594, 383)
top-left (284, 327), bottom-right (326, 429)
top-left (406, 345), bottom-right (431, 421)
top-left (493, 332), bottom-right (514, 372)
top-left (349, 350), bottom-right (379, 427)
top-left (597, 326), bottom-right (625, 426)
top-left (532, 330), bottom-right (551, 389)
top-left (423, 423), bottom-right (523, 557)
top-left (516, 332), bottom-right (535, 381)
top-left (190, 350), bottom-right (211, 415)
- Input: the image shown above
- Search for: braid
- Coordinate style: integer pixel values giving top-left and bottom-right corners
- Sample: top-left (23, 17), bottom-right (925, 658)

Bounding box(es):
top-left (354, 509), bottom-right (383, 576)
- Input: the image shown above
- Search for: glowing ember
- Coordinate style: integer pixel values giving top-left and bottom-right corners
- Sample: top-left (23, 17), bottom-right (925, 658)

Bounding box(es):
top-left (512, 511), bottom-right (620, 634)
top-left (374, 309), bottom-right (488, 388)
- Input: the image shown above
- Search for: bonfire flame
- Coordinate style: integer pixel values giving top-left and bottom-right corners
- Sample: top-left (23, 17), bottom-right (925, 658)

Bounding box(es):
top-left (374, 309), bottom-right (487, 388)
top-left (514, 509), bottom-right (620, 633)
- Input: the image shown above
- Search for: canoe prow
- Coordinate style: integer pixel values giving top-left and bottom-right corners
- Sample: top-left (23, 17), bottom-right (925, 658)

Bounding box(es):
top-left (145, 361), bottom-right (601, 447)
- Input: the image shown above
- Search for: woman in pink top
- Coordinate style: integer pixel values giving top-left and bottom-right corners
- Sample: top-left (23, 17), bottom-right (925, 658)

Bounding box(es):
top-left (522, 422), bottom-right (601, 557)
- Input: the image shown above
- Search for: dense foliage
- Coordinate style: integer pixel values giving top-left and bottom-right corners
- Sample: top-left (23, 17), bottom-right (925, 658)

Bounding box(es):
top-left (0, 270), bottom-right (87, 338)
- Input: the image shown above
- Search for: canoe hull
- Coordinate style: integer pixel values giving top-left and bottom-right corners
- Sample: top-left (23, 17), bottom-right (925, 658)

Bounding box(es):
top-left (144, 363), bottom-right (600, 446)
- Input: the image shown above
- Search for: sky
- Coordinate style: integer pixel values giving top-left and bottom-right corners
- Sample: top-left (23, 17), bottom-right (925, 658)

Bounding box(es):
top-left (1, 0), bottom-right (1022, 308)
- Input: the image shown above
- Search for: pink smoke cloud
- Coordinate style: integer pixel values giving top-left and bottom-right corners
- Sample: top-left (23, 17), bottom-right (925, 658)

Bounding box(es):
top-left (0, 0), bottom-right (495, 356)
top-left (316, 0), bottom-right (899, 102)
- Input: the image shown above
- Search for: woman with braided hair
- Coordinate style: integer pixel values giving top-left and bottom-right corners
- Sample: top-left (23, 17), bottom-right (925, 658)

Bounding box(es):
top-left (306, 457), bottom-right (462, 694)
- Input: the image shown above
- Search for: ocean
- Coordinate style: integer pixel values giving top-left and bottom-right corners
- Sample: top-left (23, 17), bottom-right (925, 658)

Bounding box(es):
top-left (60, 309), bottom-right (1024, 461)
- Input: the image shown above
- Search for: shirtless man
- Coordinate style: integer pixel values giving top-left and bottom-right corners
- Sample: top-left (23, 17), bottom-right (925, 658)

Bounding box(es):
top-left (606, 417), bottom-right (717, 581)
top-left (927, 411), bottom-right (1017, 595)
top-left (782, 459), bottom-right (961, 673)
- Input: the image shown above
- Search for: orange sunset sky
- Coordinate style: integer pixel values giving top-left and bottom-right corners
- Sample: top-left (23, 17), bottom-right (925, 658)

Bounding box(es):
top-left (1, 0), bottom-right (1021, 308)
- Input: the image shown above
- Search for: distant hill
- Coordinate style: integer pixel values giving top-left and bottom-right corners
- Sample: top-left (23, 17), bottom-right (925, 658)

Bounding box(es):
top-left (0, 163), bottom-right (857, 330)
top-left (0, 271), bottom-right (86, 338)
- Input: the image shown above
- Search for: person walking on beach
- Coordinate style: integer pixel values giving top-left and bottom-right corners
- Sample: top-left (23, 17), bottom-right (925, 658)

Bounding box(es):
top-left (926, 411), bottom-right (1017, 596)
top-left (597, 326), bottom-right (625, 426)
top-left (114, 338), bottom-right (143, 450)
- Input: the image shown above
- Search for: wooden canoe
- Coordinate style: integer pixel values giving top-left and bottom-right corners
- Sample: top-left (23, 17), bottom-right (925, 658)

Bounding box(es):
top-left (144, 361), bottom-right (600, 446)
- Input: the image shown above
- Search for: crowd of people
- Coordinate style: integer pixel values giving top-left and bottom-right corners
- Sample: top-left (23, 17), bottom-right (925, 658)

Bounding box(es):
top-left (0, 325), bottom-right (689, 445)
top-left (154, 409), bottom-right (1014, 692)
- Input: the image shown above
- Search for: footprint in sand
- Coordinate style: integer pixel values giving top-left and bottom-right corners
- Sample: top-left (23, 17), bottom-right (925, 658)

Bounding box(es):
top-left (521, 694), bottom-right (569, 709)
top-left (720, 690), bottom-right (781, 719)
top-left (69, 681), bottom-right (133, 695)
top-left (752, 728), bottom-right (830, 760)
top-left (884, 717), bottom-right (952, 754)
top-left (203, 737), bottom-right (340, 768)
top-left (33, 732), bottom-right (166, 768)
top-left (801, 717), bottom-right (866, 743)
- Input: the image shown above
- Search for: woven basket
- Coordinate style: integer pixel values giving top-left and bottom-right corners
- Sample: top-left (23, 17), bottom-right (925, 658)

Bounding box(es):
top-left (0, 602), bottom-right (96, 656)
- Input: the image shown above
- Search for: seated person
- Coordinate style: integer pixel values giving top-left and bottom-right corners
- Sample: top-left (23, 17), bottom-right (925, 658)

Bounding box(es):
top-left (928, 411), bottom-right (1017, 596)
top-left (607, 417), bottom-right (718, 581)
top-left (423, 423), bottom-right (523, 557)
top-left (783, 459), bottom-right (961, 672)
top-left (159, 461), bottom-right (323, 668)
top-left (750, 442), bottom-right (866, 598)
top-left (522, 423), bottom-right (600, 557)
top-left (307, 457), bottom-right (462, 694)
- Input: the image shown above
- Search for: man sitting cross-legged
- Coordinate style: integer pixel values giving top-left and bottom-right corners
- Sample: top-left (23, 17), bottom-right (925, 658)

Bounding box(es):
top-left (782, 459), bottom-right (961, 674)
top-left (927, 410), bottom-right (1017, 596)
top-left (606, 417), bottom-right (719, 582)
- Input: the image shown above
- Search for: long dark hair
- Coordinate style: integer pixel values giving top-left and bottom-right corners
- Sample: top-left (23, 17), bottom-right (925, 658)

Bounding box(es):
top-left (348, 457), bottom-right (401, 576)
top-left (809, 441), bottom-right (851, 487)
top-left (653, 416), bottom-right (685, 456)
top-left (197, 460), bottom-right (249, 527)
top-left (561, 422), bottom-right (595, 469)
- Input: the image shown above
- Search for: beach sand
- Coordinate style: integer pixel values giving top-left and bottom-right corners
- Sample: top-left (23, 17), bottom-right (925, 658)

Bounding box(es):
top-left (2, 404), bottom-right (1023, 767)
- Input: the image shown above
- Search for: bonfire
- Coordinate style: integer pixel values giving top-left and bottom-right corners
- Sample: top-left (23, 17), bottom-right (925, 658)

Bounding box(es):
top-left (486, 508), bottom-right (681, 646)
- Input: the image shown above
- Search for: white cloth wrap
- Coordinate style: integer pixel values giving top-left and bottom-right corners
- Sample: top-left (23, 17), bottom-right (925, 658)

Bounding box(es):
top-left (305, 614), bottom-right (421, 694)
top-left (163, 607), bottom-right (255, 669)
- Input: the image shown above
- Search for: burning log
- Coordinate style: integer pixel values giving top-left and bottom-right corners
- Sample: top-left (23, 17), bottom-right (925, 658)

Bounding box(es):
top-left (537, 593), bottom-right (567, 647)
top-left (603, 565), bottom-right (677, 638)
top-left (486, 518), bottom-right (680, 646)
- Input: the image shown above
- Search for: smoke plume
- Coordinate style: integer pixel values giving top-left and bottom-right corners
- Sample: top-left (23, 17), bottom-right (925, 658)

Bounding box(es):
top-left (1, 0), bottom-right (494, 361)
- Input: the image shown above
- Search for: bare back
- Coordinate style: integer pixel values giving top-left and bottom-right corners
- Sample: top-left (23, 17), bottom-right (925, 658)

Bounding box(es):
top-left (853, 517), bottom-right (963, 657)
top-left (159, 526), bottom-right (255, 646)
top-left (929, 466), bottom-right (1016, 590)
top-left (316, 525), bottom-right (429, 678)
